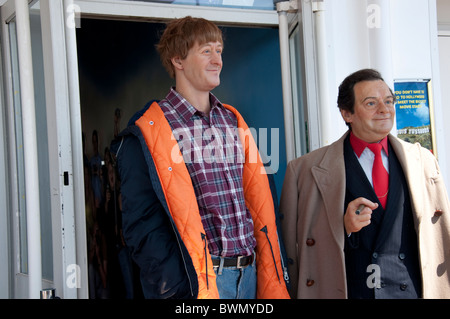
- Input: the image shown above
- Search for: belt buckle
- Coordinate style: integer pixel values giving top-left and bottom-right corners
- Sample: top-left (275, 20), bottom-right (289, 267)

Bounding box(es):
top-left (236, 255), bottom-right (244, 269)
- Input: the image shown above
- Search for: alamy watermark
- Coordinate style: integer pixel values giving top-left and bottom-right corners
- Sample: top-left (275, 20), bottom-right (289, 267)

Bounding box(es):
top-left (66, 264), bottom-right (81, 289)
top-left (367, 3), bottom-right (381, 29)
top-left (170, 122), bottom-right (280, 174)
top-left (66, 4), bottom-right (81, 29)
top-left (366, 264), bottom-right (382, 289)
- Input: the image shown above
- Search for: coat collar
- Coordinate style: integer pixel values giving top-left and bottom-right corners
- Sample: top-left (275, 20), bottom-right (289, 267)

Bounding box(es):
top-left (387, 135), bottom-right (423, 226)
top-left (311, 132), bottom-right (348, 249)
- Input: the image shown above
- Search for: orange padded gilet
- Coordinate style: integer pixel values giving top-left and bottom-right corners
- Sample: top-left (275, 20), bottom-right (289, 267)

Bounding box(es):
top-left (135, 101), bottom-right (289, 299)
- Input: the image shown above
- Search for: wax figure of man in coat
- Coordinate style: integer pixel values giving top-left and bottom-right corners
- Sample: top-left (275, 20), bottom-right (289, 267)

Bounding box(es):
top-left (111, 16), bottom-right (290, 299)
top-left (280, 68), bottom-right (450, 299)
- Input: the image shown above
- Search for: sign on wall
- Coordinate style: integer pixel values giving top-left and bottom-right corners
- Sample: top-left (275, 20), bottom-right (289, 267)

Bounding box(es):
top-left (394, 80), bottom-right (436, 154)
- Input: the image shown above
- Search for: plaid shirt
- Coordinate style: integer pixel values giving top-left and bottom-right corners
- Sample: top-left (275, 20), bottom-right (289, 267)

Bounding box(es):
top-left (159, 87), bottom-right (256, 257)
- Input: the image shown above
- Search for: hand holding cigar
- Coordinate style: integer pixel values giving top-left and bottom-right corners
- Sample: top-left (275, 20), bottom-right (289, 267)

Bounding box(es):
top-left (344, 198), bottom-right (379, 235)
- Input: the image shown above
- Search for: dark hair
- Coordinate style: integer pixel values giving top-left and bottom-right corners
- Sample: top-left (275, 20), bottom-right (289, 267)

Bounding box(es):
top-left (156, 16), bottom-right (223, 79)
top-left (337, 68), bottom-right (383, 113)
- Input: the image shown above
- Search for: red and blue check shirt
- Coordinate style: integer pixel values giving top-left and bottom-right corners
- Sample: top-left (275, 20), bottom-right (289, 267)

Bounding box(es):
top-left (159, 87), bottom-right (256, 257)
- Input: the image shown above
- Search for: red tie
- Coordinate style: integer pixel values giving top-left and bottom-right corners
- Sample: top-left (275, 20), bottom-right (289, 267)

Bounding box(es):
top-left (367, 143), bottom-right (389, 209)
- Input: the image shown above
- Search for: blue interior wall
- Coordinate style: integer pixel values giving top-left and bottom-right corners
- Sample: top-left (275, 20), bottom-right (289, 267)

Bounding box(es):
top-left (214, 26), bottom-right (286, 200)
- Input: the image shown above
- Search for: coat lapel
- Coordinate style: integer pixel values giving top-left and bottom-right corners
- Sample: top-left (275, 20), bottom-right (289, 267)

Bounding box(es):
top-left (311, 133), bottom-right (348, 249)
top-left (388, 135), bottom-right (423, 227)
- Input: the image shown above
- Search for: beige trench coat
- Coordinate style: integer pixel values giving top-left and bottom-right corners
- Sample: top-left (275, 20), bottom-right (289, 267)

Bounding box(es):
top-left (280, 132), bottom-right (450, 299)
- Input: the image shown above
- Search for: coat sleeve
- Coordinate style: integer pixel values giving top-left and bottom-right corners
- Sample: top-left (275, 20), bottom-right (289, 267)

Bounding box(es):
top-left (422, 146), bottom-right (450, 210)
top-left (116, 134), bottom-right (195, 299)
top-left (412, 144), bottom-right (450, 297)
top-left (279, 160), bottom-right (300, 298)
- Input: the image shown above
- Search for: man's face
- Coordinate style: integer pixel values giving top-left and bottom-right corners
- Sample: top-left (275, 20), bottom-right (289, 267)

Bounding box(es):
top-left (341, 80), bottom-right (395, 143)
top-left (179, 40), bottom-right (223, 93)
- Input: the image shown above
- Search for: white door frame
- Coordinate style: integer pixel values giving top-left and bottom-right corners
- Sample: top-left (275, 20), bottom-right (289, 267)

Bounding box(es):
top-left (72, 0), bottom-right (301, 299)
top-left (39, 0), bottom-right (86, 299)
top-left (74, 0), bottom-right (279, 26)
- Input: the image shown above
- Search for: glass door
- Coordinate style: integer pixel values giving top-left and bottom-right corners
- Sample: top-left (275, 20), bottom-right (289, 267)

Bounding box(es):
top-left (1, 0), bottom-right (87, 299)
top-left (275, 0), bottom-right (309, 160)
top-left (2, 0), bottom-right (53, 299)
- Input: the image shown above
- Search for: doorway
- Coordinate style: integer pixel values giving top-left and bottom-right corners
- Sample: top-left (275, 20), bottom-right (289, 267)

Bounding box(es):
top-left (76, 17), bottom-right (286, 298)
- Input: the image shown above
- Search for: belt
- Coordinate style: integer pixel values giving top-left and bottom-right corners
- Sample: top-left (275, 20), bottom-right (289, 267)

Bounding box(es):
top-left (212, 253), bottom-right (255, 269)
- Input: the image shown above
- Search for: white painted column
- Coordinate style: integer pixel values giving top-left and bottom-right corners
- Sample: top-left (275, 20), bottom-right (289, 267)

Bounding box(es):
top-left (312, 0), bottom-right (332, 146)
top-left (367, 0), bottom-right (394, 89)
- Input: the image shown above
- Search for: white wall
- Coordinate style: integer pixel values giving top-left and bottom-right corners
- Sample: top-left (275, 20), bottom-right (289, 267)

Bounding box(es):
top-left (437, 0), bottom-right (450, 193)
top-left (326, 0), bottom-right (371, 143)
top-left (390, 0), bottom-right (434, 78)
top-left (438, 35), bottom-right (450, 171)
top-left (319, 0), bottom-right (449, 189)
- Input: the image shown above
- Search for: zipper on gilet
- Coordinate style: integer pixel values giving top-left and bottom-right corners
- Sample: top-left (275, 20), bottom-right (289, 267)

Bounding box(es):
top-left (260, 225), bottom-right (281, 283)
top-left (168, 218), bottom-right (195, 297)
top-left (201, 233), bottom-right (209, 289)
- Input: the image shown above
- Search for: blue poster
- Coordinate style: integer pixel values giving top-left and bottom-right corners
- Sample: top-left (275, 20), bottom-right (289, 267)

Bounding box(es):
top-left (394, 81), bottom-right (433, 152)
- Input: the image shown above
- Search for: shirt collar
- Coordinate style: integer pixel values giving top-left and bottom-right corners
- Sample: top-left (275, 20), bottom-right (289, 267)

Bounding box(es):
top-left (349, 131), bottom-right (389, 158)
top-left (165, 87), bottom-right (224, 123)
